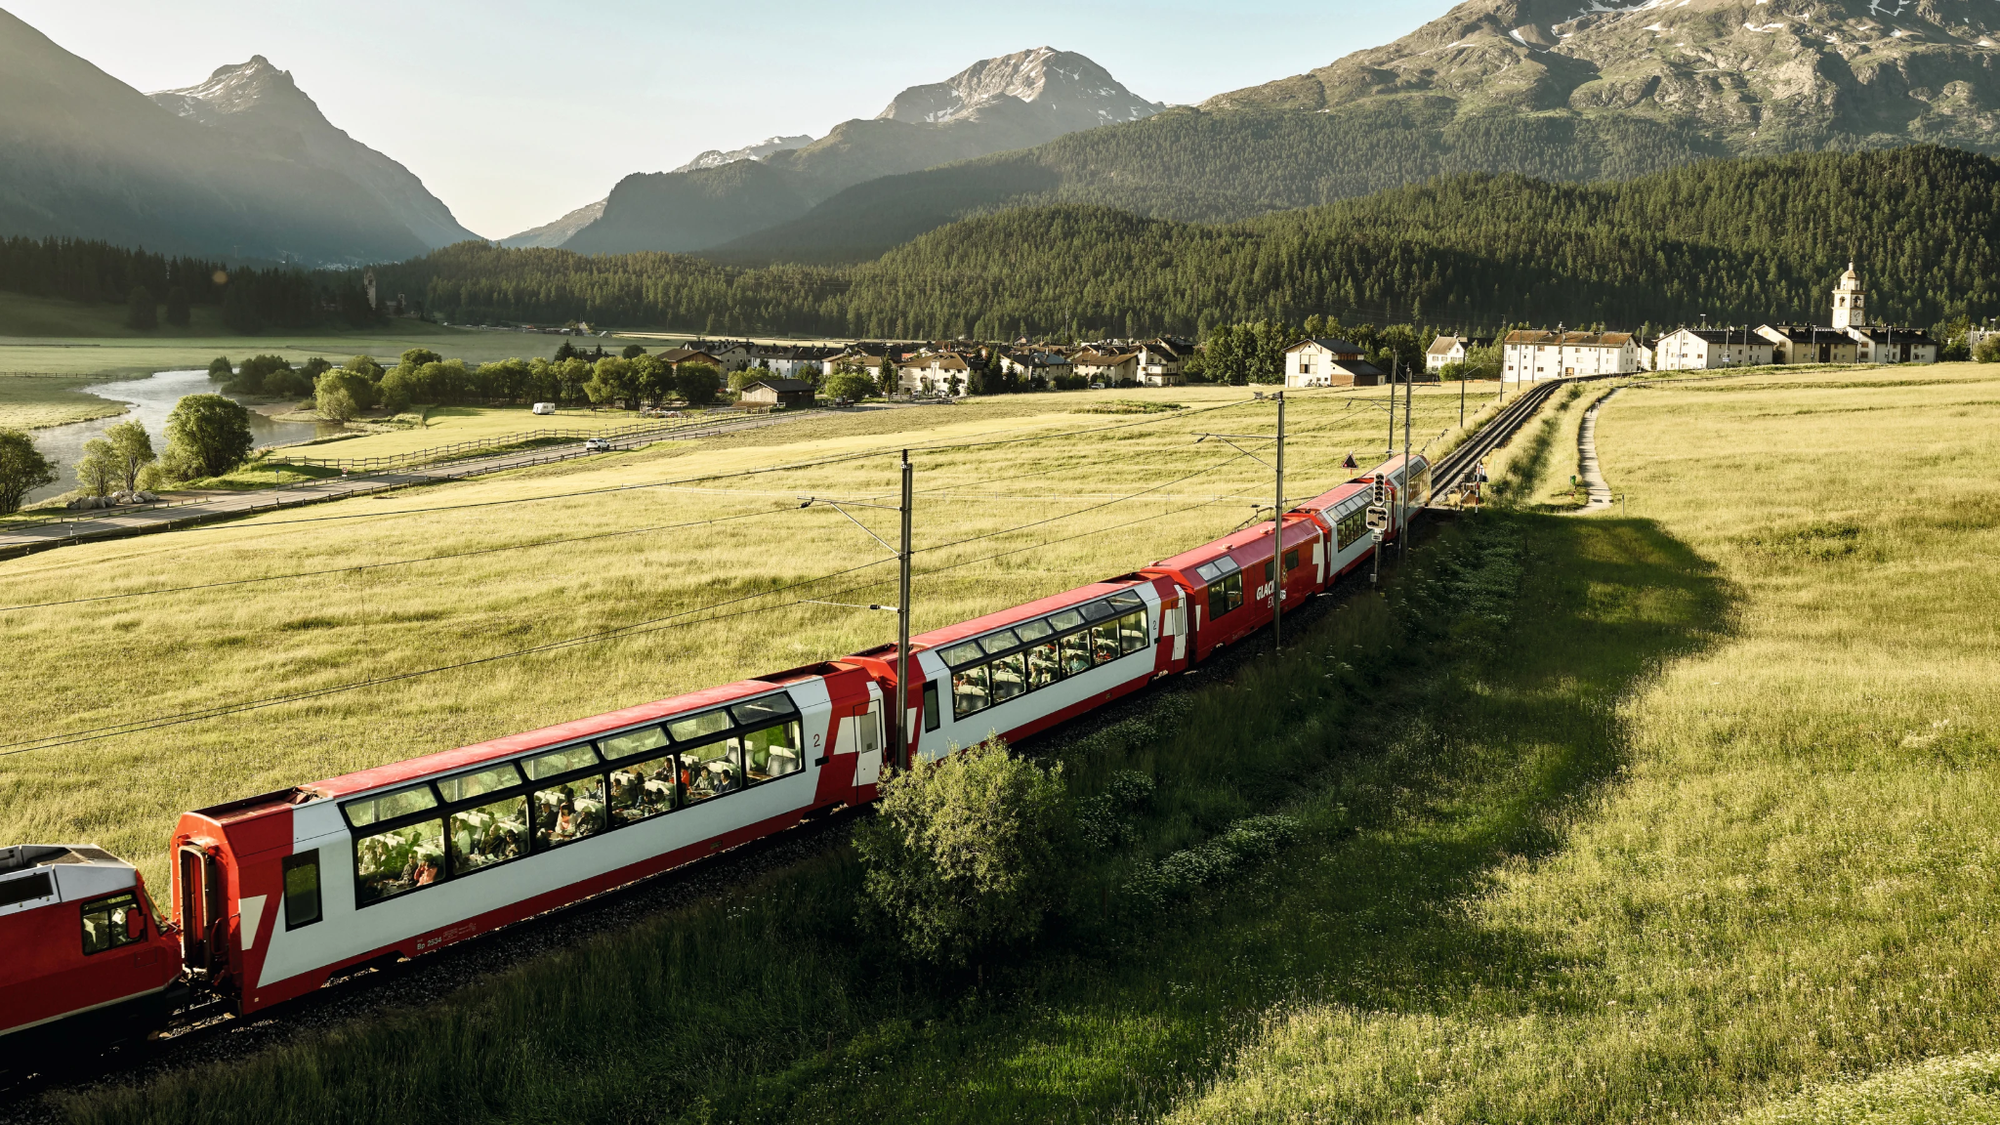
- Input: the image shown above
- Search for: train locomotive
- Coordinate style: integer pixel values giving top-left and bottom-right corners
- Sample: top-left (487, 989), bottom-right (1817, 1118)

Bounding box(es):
top-left (0, 454), bottom-right (1429, 1054)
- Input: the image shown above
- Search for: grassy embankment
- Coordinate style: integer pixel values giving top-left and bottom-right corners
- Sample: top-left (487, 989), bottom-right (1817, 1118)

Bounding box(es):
top-left (0, 382), bottom-right (1488, 890)
top-left (42, 363), bottom-right (2000, 1124)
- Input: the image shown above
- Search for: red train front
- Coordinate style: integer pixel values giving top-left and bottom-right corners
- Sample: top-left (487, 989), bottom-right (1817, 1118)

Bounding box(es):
top-left (0, 844), bottom-right (184, 1057)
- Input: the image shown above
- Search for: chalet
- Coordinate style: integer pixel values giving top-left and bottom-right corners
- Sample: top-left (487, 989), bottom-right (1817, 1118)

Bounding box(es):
top-left (1424, 334), bottom-right (1492, 374)
top-left (1653, 329), bottom-right (1774, 371)
top-left (1502, 330), bottom-right (1644, 381)
top-left (686, 339), bottom-right (753, 371)
top-left (998, 350), bottom-right (1075, 384)
top-left (738, 378), bottom-right (816, 409)
top-left (657, 347), bottom-right (723, 372)
top-left (1284, 338), bottom-right (1367, 387)
top-left (1133, 339), bottom-right (1188, 386)
top-left (1073, 350), bottom-right (1140, 386)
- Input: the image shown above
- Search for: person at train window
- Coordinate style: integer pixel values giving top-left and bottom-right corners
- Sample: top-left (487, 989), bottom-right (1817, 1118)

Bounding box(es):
top-left (413, 857), bottom-right (439, 887)
top-left (1091, 622), bottom-right (1120, 664)
top-left (1061, 632), bottom-right (1092, 675)
top-left (953, 666), bottom-right (990, 718)
top-left (1028, 641), bottom-right (1060, 688)
top-left (990, 653), bottom-right (1026, 703)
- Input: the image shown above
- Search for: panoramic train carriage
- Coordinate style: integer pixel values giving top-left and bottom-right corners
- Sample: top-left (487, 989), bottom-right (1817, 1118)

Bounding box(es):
top-left (169, 664), bottom-right (887, 1015)
top-left (1143, 512), bottom-right (1328, 666)
top-left (1292, 452), bottom-right (1433, 582)
top-left (894, 574), bottom-right (1182, 760)
top-left (0, 845), bottom-right (183, 1050)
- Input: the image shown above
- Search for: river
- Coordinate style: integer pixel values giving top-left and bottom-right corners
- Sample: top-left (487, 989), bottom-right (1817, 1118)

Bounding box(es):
top-left (26, 370), bottom-right (337, 504)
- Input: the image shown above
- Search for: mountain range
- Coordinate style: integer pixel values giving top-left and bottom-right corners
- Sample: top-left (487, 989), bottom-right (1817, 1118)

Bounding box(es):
top-left (536, 46), bottom-right (1165, 256)
top-left (10, 0), bottom-right (2000, 272)
top-left (0, 8), bottom-right (474, 264)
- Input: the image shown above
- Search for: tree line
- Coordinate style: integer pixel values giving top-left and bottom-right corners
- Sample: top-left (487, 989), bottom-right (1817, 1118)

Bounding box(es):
top-left (362, 147), bottom-right (2000, 342)
top-left (0, 235), bottom-right (380, 332)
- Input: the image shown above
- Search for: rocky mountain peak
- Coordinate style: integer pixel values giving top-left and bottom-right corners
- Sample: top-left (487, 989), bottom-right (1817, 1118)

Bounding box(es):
top-left (1204, 0), bottom-right (2000, 154)
top-left (674, 134), bottom-right (816, 173)
top-left (877, 46), bottom-right (1162, 128)
top-left (150, 55), bottom-right (312, 123)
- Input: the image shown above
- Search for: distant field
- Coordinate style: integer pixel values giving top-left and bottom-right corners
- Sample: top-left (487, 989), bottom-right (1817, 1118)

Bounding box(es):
top-left (280, 404), bottom-right (691, 461)
top-left (0, 381), bottom-right (1492, 892)
top-left (0, 374), bottom-right (129, 429)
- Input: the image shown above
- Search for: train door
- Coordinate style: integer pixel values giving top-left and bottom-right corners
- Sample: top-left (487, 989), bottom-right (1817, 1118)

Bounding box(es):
top-left (178, 845), bottom-right (223, 976)
top-left (854, 698), bottom-right (884, 787)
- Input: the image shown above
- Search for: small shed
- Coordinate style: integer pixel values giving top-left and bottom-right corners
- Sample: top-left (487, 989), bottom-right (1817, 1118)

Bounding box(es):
top-left (739, 378), bottom-right (815, 409)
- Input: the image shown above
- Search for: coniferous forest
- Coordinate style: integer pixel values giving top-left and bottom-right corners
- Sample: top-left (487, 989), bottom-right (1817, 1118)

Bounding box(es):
top-left (5, 147), bottom-right (1996, 341)
top-left (375, 148), bottom-right (2000, 339)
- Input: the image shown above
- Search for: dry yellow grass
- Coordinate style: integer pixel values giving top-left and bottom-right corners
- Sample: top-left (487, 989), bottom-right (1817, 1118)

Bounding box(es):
top-left (0, 382), bottom-right (1491, 888)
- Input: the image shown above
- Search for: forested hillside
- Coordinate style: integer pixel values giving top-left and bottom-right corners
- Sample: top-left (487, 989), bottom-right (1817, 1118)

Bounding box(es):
top-left (372, 147), bottom-right (2000, 341)
top-left (703, 99), bottom-right (1719, 266)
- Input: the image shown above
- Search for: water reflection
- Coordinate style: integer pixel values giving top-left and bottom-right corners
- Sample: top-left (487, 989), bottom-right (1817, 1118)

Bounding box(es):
top-left (26, 370), bottom-right (338, 503)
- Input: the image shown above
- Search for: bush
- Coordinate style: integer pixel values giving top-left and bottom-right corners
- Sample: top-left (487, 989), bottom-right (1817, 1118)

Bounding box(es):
top-left (1053, 373), bottom-right (1089, 390)
top-left (0, 428), bottom-right (56, 513)
top-left (163, 394), bottom-right (254, 478)
top-left (1975, 336), bottom-right (2000, 363)
top-left (207, 356), bottom-right (234, 380)
top-left (854, 739), bottom-right (1069, 965)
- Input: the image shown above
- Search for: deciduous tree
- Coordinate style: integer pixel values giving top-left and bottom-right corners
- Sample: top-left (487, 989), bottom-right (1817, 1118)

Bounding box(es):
top-left (0, 428), bottom-right (56, 513)
top-left (104, 420), bottom-right (155, 492)
top-left (163, 394), bottom-right (254, 478)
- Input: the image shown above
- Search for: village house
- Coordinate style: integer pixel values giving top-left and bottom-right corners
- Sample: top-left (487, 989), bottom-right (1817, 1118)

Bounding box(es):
top-left (738, 378), bottom-right (816, 409)
top-left (686, 339), bottom-right (753, 371)
top-left (897, 351), bottom-right (971, 394)
top-left (1133, 339), bottom-right (1190, 385)
top-left (1424, 334), bottom-right (1492, 374)
top-left (1072, 349), bottom-right (1140, 386)
top-left (1502, 330), bottom-right (1644, 382)
top-left (998, 349), bottom-right (1075, 385)
top-left (1652, 329), bottom-right (1775, 371)
top-left (657, 347), bottom-right (724, 372)
top-left (1755, 263), bottom-right (1938, 367)
top-left (1284, 338), bottom-right (1371, 387)
top-left (1754, 324), bottom-right (1860, 366)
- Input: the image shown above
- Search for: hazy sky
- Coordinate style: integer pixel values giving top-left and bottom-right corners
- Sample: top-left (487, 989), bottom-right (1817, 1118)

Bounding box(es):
top-left (12, 0), bottom-right (1452, 238)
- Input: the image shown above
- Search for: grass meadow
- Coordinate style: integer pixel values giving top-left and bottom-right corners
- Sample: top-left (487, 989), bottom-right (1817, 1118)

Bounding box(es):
top-left (0, 382), bottom-right (1490, 896)
top-left (29, 362), bottom-right (2000, 1124)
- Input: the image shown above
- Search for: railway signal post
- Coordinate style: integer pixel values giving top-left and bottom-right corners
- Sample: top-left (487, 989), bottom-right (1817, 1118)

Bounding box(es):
top-left (1366, 477), bottom-right (1389, 586)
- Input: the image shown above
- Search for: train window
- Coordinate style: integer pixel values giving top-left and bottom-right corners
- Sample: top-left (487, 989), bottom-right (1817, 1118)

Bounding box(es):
top-left (990, 652), bottom-right (1027, 703)
top-left (1107, 591), bottom-right (1145, 612)
top-left (525, 744), bottom-right (599, 781)
top-left (1207, 572), bottom-right (1243, 618)
top-left (80, 891), bottom-right (145, 956)
top-left (449, 794), bottom-right (529, 876)
top-left (609, 755), bottom-right (677, 825)
top-left (939, 641), bottom-right (985, 668)
top-left (601, 726), bottom-right (670, 761)
top-left (1337, 509), bottom-right (1365, 550)
top-left (1060, 631), bottom-right (1092, 676)
top-left (679, 739), bottom-right (739, 803)
top-left (1284, 549), bottom-right (1300, 573)
top-left (533, 776), bottom-right (607, 850)
top-left (743, 721), bottom-right (804, 783)
top-left (1091, 621), bottom-right (1120, 665)
top-left (344, 783), bottom-right (438, 829)
top-left (437, 764), bottom-right (523, 804)
top-left (1049, 608), bottom-right (1085, 632)
top-left (1118, 611), bottom-right (1148, 654)
top-left (669, 710), bottom-right (731, 743)
top-left (354, 819), bottom-right (445, 906)
top-left (282, 851), bottom-right (322, 929)
top-left (1027, 639), bottom-right (1061, 688)
top-left (1263, 560), bottom-right (1274, 582)
top-left (1014, 618), bottom-right (1054, 644)
top-left (979, 629), bottom-right (1021, 656)
top-left (952, 664), bottom-right (991, 718)
top-left (1081, 600), bottom-right (1115, 622)
top-left (731, 694), bottom-right (797, 726)
top-left (923, 683), bottom-right (941, 731)
top-left (1193, 561), bottom-right (1222, 582)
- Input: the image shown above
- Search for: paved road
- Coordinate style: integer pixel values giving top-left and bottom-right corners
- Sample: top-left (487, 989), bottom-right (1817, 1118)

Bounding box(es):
top-left (0, 410), bottom-right (822, 559)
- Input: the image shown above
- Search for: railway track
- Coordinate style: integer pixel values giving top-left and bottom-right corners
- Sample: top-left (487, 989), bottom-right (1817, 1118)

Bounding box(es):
top-left (1429, 374), bottom-right (1621, 500)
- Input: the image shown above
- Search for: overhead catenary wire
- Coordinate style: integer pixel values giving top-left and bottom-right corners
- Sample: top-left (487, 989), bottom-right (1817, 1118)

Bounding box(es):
top-left (0, 474), bottom-right (1268, 758)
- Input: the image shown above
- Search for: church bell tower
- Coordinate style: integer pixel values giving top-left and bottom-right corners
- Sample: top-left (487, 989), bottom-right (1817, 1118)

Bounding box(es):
top-left (1831, 262), bottom-right (1866, 329)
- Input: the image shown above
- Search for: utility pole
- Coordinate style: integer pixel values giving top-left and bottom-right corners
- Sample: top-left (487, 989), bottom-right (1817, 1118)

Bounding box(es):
top-left (1272, 391), bottom-right (1285, 653)
top-left (1387, 356), bottom-right (1397, 457)
top-left (1400, 363), bottom-right (1412, 559)
top-left (896, 450), bottom-right (913, 771)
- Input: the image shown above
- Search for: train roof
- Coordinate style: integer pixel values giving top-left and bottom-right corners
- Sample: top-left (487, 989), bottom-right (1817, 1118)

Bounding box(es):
top-left (910, 575), bottom-right (1156, 653)
top-left (302, 677), bottom-right (806, 802)
top-left (0, 845), bottom-right (137, 917)
top-left (0, 844), bottom-right (130, 875)
top-left (1149, 514), bottom-right (1320, 576)
top-left (1293, 480), bottom-right (1369, 515)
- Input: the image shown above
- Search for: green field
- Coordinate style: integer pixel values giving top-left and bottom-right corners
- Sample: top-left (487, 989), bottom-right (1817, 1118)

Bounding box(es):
top-left (24, 363), bottom-right (2000, 1124)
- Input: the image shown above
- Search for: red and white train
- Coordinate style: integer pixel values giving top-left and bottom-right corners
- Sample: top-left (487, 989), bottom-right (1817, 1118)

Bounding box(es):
top-left (0, 454), bottom-right (1429, 1053)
